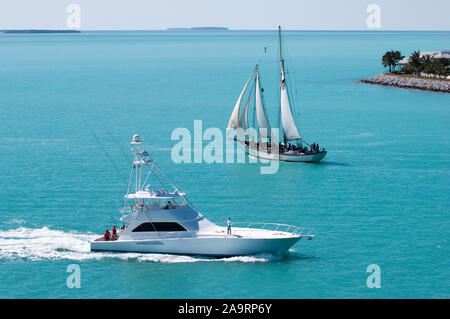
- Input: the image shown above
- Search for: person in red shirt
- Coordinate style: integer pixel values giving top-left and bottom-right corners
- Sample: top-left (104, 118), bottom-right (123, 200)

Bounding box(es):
top-left (111, 225), bottom-right (118, 240)
top-left (104, 229), bottom-right (111, 241)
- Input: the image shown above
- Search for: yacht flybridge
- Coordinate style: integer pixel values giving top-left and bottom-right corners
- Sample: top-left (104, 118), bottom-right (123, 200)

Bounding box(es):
top-left (90, 134), bottom-right (315, 256)
top-left (227, 26), bottom-right (327, 162)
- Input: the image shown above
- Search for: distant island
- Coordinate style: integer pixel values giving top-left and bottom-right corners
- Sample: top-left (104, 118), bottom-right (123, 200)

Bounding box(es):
top-left (166, 27), bottom-right (228, 31)
top-left (3, 30), bottom-right (81, 34)
top-left (362, 50), bottom-right (450, 93)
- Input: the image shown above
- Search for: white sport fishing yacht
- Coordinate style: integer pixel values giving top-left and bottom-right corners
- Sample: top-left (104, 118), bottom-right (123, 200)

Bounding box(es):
top-left (90, 134), bottom-right (315, 256)
top-left (227, 26), bottom-right (327, 162)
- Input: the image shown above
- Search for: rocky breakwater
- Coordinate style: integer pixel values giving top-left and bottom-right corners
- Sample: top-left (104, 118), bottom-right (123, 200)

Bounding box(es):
top-left (361, 74), bottom-right (450, 93)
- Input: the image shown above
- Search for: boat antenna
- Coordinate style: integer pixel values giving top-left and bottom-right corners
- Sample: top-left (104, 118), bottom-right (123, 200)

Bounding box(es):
top-left (87, 125), bottom-right (128, 185)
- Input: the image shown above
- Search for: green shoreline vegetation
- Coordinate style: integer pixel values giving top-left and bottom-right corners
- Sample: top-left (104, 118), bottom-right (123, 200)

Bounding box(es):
top-left (361, 49), bottom-right (450, 93)
top-left (381, 49), bottom-right (449, 77)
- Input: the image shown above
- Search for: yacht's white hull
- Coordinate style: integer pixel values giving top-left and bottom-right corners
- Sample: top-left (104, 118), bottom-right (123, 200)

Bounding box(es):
top-left (91, 235), bottom-right (301, 257)
top-left (244, 144), bottom-right (327, 162)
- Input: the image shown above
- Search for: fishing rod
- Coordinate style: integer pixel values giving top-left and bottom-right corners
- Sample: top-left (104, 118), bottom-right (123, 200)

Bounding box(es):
top-left (103, 125), bottom-right (132, 165)
top-left (87, 124), bottom-right (128, 185)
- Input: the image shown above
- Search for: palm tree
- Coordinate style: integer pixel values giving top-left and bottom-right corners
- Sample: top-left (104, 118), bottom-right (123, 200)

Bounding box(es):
top-left (392, 50), bottom-right (404, 71)
top-left (407, 51), bottom-right (422, 74)
top-left (382, 51), bottom-right (394, 72)
top-left (421, 55), bottom-right (434, 74)
top-left (382, 50), bottom-right (404, 73)
top-left (439, 58), bottom-right (450, 76)
top-left (432, 58), bottom-right (448, 77)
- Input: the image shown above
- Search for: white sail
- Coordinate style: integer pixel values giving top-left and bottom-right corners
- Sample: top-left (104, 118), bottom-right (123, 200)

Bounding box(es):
top-left (255, 72), bottom-right (271, 138)
top-left (280, 76), bottom-right (301, 140)
top-left (227, 75), bottom-right (252, 130)
top-left (239, 99), bottom-right (249, 130)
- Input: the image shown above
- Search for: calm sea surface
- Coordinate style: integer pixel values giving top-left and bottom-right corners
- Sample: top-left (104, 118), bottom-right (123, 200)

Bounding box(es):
top-left (0, 31), bottom-right (449, 298)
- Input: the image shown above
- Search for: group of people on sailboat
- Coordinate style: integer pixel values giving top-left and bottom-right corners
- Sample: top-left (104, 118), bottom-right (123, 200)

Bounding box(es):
top-left (280, 142), bottom-right (324, 154)
top-left (310, 143), bottom-right (321, 153)
top-left (243, 139), bottom-right (324, 155)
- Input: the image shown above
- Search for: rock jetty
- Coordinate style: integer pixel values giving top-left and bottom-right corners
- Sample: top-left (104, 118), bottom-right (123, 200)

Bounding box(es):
top-left (361, 74), bottom-right (450, 93)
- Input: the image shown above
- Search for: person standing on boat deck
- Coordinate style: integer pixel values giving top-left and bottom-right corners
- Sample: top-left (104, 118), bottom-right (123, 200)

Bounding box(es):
top-left (104, 229), bottom-right (111, 241)
top-left (227, 217), bottom-right (232, 235)
top-left (112, 225), bottom-right (118, 240)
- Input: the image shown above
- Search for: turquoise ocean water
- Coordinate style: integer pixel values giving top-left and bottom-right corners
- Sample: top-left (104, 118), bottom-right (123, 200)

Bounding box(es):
top-left (0, 31), bottom-right (449, 298)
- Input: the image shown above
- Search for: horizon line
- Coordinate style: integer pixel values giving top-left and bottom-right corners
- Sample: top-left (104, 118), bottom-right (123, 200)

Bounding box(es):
top-left (1, 28), bottom-right (449, 32)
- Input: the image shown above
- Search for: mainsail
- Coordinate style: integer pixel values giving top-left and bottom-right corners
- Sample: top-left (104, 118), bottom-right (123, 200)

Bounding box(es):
top-left (278, 26), bottom-right (301, 141)
top-left (280, 76), bottom-right (301, 140)
top-left (255, 68), bottom-right (271, 138)
top-left (227, 75), bottom-right (252, 130)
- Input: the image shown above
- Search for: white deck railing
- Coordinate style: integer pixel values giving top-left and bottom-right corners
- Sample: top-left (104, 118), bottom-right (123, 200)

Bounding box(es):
top-left (157, 222), bottom-right (315, 240)
top-left (217, 222), bottom-right (315, 237)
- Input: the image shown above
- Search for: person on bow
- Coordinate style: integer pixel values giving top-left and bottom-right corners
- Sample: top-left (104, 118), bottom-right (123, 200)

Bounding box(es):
top-left (227, 217), bottom-right (232, 235)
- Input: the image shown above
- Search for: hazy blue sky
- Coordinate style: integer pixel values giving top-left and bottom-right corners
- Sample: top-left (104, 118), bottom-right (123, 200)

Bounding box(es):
top-left (0, 0), bottom-right (449, 30)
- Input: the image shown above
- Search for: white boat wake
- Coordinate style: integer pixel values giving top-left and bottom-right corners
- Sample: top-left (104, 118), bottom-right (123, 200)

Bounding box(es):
top-left (0, 227), bottom-right (284, 263)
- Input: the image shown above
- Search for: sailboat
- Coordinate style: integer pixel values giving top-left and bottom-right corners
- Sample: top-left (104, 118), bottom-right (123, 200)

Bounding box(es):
top-left (227, 26), bottom-right (327, 162)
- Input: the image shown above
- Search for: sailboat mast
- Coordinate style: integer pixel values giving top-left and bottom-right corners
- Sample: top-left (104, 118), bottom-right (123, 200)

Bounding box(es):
top-left (278, 25), bottom-right (286, 144)
top-left (255, 64), bottom-right (271, 141)
top-left (278, 26), bottom-right (285, 78)
top-left (255, 64), bottom-right (259, 143)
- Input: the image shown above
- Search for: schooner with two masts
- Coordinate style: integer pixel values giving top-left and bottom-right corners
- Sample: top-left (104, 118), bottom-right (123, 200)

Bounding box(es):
top-left (227, 26), bottom-right (327, 162)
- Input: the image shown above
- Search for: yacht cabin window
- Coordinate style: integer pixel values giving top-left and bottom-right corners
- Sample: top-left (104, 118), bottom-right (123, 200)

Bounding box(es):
top-left (132, 222), bottom-right (187, 232)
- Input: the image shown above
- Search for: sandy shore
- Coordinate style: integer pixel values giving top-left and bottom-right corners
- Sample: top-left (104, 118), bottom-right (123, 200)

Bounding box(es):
top-left (361, 74), bottom-right (450, 93)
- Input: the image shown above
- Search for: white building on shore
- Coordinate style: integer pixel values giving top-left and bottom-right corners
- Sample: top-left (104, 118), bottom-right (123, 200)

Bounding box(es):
top-left (399, 50), bottom-right (450, 66)
top-left (398, 50), bottom-right (450, 79)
